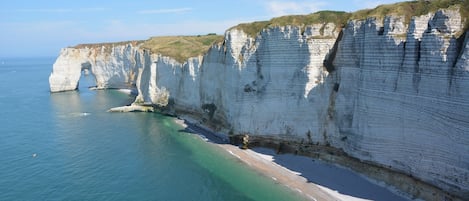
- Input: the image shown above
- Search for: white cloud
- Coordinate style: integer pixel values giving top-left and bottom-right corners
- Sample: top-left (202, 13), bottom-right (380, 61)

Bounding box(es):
top-left (138, 8), bottom-right (193, 14)
top-left (16, 8), bottom-right (73, 13)
top-left (15, 7), bottom-right (109, 13)
top-left (265, 1), bottom-right (326, 16)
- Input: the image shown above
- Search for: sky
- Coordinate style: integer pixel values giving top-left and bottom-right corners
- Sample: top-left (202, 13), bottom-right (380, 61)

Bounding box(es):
top-left (0, 0), bottom-right (404, 57)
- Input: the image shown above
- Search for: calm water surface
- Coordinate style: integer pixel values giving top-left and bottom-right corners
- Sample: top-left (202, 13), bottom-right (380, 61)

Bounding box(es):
top-left (0, 57), bottom-right (307, 201)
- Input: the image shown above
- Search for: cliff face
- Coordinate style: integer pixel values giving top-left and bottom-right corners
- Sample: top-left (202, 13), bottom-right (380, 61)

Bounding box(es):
top-left (333, 9), bottom-right (469, 197)
top-left (49, 8), bottom-right (469, 199)
top-left (49, 45), bottom-right (146, 92)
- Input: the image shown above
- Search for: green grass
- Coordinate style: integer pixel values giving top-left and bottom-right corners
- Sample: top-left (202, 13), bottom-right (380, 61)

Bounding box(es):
top-left (75, 35), bottom-right (224, 63)
top-left (351, 0), bottom-right (468, 24)
top-left (230, 11), bottom-right (350, 37)
top-left (269, 11), bottom-right (351, 28)
top-left (231, 21), bottom-right (272, 38)
top-left (230, 0), bottom-right (469, 37)
top-left (140, 35), bottom-right (224, 63)
top-left (73, 40), bottom-right (145, 55)
top-left (74, 1), bottom-right (469, 62)
top-left (74, 40), bottom-right (144, 49)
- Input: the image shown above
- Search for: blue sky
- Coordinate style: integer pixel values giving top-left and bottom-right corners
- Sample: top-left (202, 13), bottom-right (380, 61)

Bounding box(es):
top-left (0, 0), bottom-right (403, 57)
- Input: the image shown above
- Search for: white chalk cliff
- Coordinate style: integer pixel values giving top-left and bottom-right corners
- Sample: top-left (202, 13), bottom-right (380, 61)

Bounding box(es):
top-left (49, 7), bottom-right (469, 199)
top-left (49, 45), bottom-right (143, 92)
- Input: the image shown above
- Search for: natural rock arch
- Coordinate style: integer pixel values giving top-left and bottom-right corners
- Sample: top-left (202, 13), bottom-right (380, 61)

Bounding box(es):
top-left (77, 61), bottom-right (97, 90)
top-left (49, 48), bottom-right (97, 92)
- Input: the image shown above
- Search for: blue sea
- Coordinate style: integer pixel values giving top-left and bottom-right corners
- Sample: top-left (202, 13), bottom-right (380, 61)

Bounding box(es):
top-left (0, 57), bottom-right (307, 201)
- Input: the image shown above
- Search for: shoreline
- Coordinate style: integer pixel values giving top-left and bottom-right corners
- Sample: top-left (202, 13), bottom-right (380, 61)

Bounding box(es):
top-left (174, 118), bottom-right (410, 201)
top-left (218, 144), bottom-right (337, 201)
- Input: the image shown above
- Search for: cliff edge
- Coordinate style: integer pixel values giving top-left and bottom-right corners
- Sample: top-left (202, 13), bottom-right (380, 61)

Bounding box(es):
top-left (49, 1), bottom-right (469, 200)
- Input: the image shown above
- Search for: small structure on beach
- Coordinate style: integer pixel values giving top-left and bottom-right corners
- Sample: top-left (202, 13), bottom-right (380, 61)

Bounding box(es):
top-left (241, 134), bottom-right (249, 149)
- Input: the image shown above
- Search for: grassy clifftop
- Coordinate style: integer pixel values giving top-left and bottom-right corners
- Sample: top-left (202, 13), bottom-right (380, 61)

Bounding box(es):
top-left (232, 11), bottom-right (351, 37)
top-left (230, 0), bottom-right (469, 37)
top-left (351, 0), bottom-right (468, 24)
top-left (74, 0), bottom-right (468, 62)
top-left (140, 34), bottom-right (224, 63)
top-left (74, 34), bottom-right (224, 63)
top-left (74, 40), bottom-right (144, 49)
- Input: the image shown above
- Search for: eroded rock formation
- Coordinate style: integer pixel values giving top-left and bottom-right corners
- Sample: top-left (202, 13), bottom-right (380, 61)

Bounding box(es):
top-left (49, 7), bottom-right (469, 200)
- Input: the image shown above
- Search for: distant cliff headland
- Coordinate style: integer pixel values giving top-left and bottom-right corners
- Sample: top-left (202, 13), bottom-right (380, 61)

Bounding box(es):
top-left (49, 0), bottom-right (469, 200)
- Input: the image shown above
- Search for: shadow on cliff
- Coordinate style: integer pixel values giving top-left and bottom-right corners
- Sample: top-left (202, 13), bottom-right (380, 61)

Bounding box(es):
top-left (177, 119), bottom-right (230, 144)
top-left (176, 120), bottom-right (408, 200)
top-left (253, 147), bottom-right (409, 201)
top-left (265, 29), bottom-right (407, 201)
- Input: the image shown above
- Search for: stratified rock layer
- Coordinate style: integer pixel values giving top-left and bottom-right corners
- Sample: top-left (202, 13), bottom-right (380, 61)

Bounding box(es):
top-left (49, 45), bottom-right (145, 92)
top-left (333, 10), bottom-right (469, 198)
top-left (49, 8), bottom-right (469, 199)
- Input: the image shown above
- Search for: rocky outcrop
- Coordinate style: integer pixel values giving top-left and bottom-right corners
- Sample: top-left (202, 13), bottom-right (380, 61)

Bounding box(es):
top-left (49, 7), bottom-right (469, 200)
top-left (107, 104), bottom-right (154, 112)
top-left (49, 45), bottom-right (145, 92)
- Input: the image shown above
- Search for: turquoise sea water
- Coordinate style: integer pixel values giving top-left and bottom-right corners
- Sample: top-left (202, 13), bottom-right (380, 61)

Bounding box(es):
top-left (0, 57), bottom-right (307, 201)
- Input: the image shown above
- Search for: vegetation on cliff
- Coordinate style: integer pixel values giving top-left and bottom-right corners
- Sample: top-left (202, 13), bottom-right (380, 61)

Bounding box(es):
top-left (351, 0), bottom-right (468, 26)
top-left (140, 34), bottom-right (224, 63)
top-left (74, 34), bottom-right (224, 63)
top-left (230, 0), bottom-right (469, 37)
top-left (74, 0), bottom-right (469, 62)
top-left (232, 11), bottom-right (351, 37)
top-left (74, 40), bottom-right (144, 49)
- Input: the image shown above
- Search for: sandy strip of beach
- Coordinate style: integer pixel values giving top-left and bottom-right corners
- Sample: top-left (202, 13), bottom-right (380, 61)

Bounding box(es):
top-left (175, 118), bottom-right (409, 201)
top-left (218, 144), bottom-right (336, 201)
